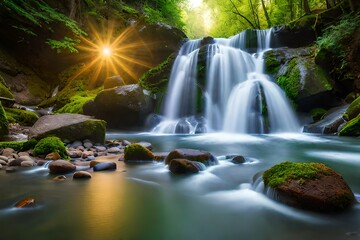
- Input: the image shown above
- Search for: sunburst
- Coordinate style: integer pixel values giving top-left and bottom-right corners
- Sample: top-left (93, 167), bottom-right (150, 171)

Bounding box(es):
top-left (70, 20), bottom-right (155, 87)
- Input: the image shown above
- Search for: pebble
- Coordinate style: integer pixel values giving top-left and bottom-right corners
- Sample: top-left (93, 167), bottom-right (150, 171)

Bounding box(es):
top-left (6, 167), bottom-right (16, 173)
top-left (0, 159), bottom-right (8, 165)
top-left (93, 161), bottom-right (116, 171)
top-left (21, 160), bottom-right (35, 167)
top-left (81, 150), bottom-right (94, 159)
top-left (15, 197), bottom-right (35, 208)
top-left (53, 175), bottom-right (66, 181)
top-left (0, 156), bottom-right (8, 161)
top-left (83, 140), bottom-right (93, 149)
top-left (86, 156), bottom-right (95, 161)
top-left (45, 152), bottom-right (61, 160)
top-left (68, 150), bottom-right (83, 158)
top-left (18, 152), bottom-right (30, 157)
top-left (95, 146), bottom-right (106, 152)
top-left (122, 140), bottom-right (131, 146)
top-left (71, 140), bottom-right (83, 148)
top-left (73, 171), bottom-right (92, 179)
top-left (107, 147), bottom-right (121, 154)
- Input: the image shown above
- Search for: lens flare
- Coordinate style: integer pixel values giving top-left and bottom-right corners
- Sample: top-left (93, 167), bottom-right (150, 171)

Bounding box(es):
top-left (70, 21), bottom-right (155, 87)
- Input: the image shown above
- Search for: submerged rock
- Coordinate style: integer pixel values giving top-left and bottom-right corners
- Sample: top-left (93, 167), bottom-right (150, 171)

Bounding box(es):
top-left (15, 197), bottom-right (35, 208)
top-left (73, 171), bottom-right (92, 179)
top-left (28, 114), bottom-right (106, 144)
top-left (48, 160), bottom-right (76, 174)
top-left (231, 155), bottom-right (246, 164)
top-left (93, 161), bottom-right (116, 171)
top-left (53, 175), bottom-right (66, 181)
top-left (5, 166), bottom-right (16, 173)
top-left (169, 159), bottom-right (206, 174)
top-left (165, 149), bottom-right (218, 166)
top-left (263, 161), bottom-right (356, 212)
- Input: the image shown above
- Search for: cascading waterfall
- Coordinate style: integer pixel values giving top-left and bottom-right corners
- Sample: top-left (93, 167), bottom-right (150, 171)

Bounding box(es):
top-left (152, 29), bottom-right (299, 134)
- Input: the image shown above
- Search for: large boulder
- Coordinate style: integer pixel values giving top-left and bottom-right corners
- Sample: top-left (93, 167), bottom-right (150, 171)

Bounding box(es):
top-left (264, 47), bottom-right (340, 111)
top-left (28, 114), bottom-right (106, 144)
top-left (83, 84), bottom-right (153, 129)
top-left (165, 149), bottom-right (218, 166)
top-left (263, 161), bottom-right (356, 212)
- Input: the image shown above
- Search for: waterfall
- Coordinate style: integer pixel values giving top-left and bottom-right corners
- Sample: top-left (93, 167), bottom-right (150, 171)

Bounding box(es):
top-left (152, 29), bottom-right (299, 134)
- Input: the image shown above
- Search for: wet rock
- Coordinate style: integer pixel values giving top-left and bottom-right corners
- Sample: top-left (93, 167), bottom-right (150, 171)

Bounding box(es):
top-left (2, 148), bottom-right (15, 157)
top-left (122, 140), bottom-right (131, 146)
top-left (73, 171), bottom-right (92, 179)
top-left (0, 164), bottom-right (2, 169)
top-left (169, 159), bottom-right (206, 174)
top-left (231, 155), bottom-right (246, 164)
top-left (104, 75), bottom-right (124, 89)
top-left (86, 156), bottom-right (96, 161)
top-left (71, 140), bottom-right (83, 148)
top-left (175, 119), bottom-right (191, 134)
top-left (21, 160), bottom-right (35, 167)
top-left (81, 150), bottom-right (94, 159)
top-left (48, 160), bottom-right (76, 174)
top-left (15, 197), bottom-right (35, 208)
top-left (93, 161), bottom-right (116, 171)
top-left (124, 143), bottom-right (154, 163)
top-left (107, 147), bottom-right (122, 154)
top-left (6, 167), bottom-right (16, 173)
top-left (137, 141), bottom-right (152, 150)
top-left (83, 139), bottom-right (93, 149)
top-left (263, 161), bottom-right (356, 212)
top-left (0, 156), bottom-right (8, 161)
top-left (9, 158), bottom-right (24, 166)
top-left (45, 152), bottom-right (61, 160)
top-left (95, 146), bottom-right (106, 152)
top-left (18, 152), bottom-right (30, 157)
top-left (0, 159), bottom-right (7, 165)
top-left (165, 149), bottom-right (218, 166)
top-left (68, 149), bottom-right (83, 158)
top-left (53, 175), bottom-right (66, 181)
top-left (28, 114), bottom-right (106, 144)
top-left (37, 160), bottom-right (47, 166)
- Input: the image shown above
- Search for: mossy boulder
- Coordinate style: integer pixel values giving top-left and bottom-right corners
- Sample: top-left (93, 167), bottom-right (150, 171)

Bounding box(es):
top-left (55, 95), bottom-right (96, 114)
top-left (83, 84), bottom-right (153, 129)
top-left (124, 143), bottom-right (155, 163)
top-left (33, 136), bottom-right (68, 159)
top-left (339, 113), bottom-right (360, 136)
top-left (165, 149), bottom-right (218, 166)
top-left (263, 161), bottom-right (356, 212)
top-left (28, 114), bottom-right (106, 144)
top-left (168, 159), bottom-right (206, 174)
top-left (343, 96), bottom-right (360, 121)
top-left (310, 108), bottom-right (327, 122)
top-left (0, 101), bottom-right (9, 137)
top-left (4, 107), bottom-right (39, 126)
top-left (0, 74), bottom-right (14, 106)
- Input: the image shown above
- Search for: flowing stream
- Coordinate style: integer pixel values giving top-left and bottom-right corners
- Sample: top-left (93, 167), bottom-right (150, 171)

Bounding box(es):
top-left (153, 29), bottom-right (299, 134)
top-left (0, 133), bottom-right (359, 240)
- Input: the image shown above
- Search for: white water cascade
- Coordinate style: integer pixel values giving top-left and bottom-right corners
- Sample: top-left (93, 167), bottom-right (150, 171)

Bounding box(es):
top-left (152, 29), bottom-right (299, 134)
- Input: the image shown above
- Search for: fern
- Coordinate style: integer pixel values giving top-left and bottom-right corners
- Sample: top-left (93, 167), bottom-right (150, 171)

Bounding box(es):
top-left (46, 37), bottom-right (80, 54)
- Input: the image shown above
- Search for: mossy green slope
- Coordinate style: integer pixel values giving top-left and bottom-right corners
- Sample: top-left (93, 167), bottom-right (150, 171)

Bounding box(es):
top-left (0, 102), bottom-right (9, 137)
top-left (4, 107), bottom-right (39, 126)
top-left (263, 161), bottom-right (330, 188)
top-left (0, 74), bottom-right (14, 99)
top-left (343, 96), bottom-right (360, 121)
top-left (33, 136), bottom-right (68, 159)
top-left (339, 113), bottom-right (360, 136)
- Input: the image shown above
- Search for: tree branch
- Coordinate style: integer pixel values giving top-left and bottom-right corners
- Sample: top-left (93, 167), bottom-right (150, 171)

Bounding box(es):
top-left (229, 0), bottom-right (256, 29)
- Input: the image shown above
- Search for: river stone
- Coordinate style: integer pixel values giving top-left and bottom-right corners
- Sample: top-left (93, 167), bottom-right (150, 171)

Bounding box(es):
top-left (48, 160), bottom-right (76, 174)
top-left (15, 197), bottom-right (35, 208)
top-left (0, 164), bottom-right (2, 169)
top-left (264, 163), bottom-right (356, 212)
top-left (2, 148), bottom-right (15, 157)
top-left (231, 155), bottom-right (246, 164)
top-left (18, 152), bottom-right (30, 157)
top-left (21, 160), bottom-right (35, 167)
top-left (9, 158), bottom-right (24, 166)
top-left (0, 156), bottom-right (8, 161)
top-left (104, 75), bottom-right (124, 89)
top-left (0, 159), bottom-right (7, 165)
top-left (6, 167), bottom-right (16, 173)
top-left (73, 171), bottom-right (92, 179)
top-left (95, 146), bottom-right (107, 152)
top-left (71, 140), bottom-right (83, 148)
top-left (45, 152), bottom-right (61, 160)
top-left (53, 175), bottom-right (66, 181)
top-left (137, 141), bottom-right (152, 150)
top-left (93, 161), bottom-right (116, 171)
top-left (165, 149), bottom-right (218, 166)
top-left (28, 114), bottom-right (106, 144)
top-left (83, 84), bottom-right (153, 129)
top-left (169, 159), bottom-right (206, 174)
top-left (83, 140), bottom-right (93, 149)
top-left (68, 149), bottom-right (83, 158)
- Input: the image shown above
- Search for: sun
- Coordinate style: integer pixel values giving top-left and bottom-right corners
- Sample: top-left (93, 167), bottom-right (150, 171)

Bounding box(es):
top-left (70, 21), bottom-right (154, 86)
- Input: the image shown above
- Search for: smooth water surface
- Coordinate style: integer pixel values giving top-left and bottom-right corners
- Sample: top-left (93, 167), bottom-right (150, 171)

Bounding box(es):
top-left (0, 133), bottom-right (360, 240)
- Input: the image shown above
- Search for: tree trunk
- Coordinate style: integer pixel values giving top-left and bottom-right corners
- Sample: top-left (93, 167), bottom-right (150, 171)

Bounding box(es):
top-left (348, 0), bottom-right (355, 12)
top-left (288, 0), bottom-right (294, 20)
top-left (261, 0), bottom-right (272, 28)
top-left (303, 0), bottom-right (311, 14)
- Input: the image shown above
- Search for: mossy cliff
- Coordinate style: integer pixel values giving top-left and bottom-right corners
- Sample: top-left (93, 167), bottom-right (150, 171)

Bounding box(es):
top-left (0, 101), bottom-right (9, 137)
top-left (5, 107), bottom-right (39, 126)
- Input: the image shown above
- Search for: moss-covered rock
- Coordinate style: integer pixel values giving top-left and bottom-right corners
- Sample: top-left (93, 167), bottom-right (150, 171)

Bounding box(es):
top-left (124, 143), bottom-right (155, 162)
top-left (33, 136), bottom-right (68, 159)
top-left (56, 95), bottom-right (95, 114)
top-left (339, 113), bottom-right (360, 136)
top-left (168, 158), bottom-right (206, 174)
top-left (4, 107), bottom-right (39, 126)
top-left (343, 96), bottom-right (360, 121)
top-left (139, 54), bottom-right (175, 94)
top-left (0, 74), bottom-right (14, 100)
top-left (29, 114), bottom-right (106, 144)
top-left (310, 108), bottom-right (327, 122)
top-left (0, 102), bottom-right (9, 137)
top-left (263, 161), bottom-right (356, 212)
top-left (0, 138), bottom-right (38, 152)
top-left (165, 149), bottom-right (218, 166)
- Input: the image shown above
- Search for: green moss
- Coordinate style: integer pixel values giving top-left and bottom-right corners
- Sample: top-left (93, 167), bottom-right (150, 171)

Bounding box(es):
top-left (139, 54), bottom-right (175, 94)
top-left (339, 113), bottom-right (360, 136)
top-left (0, 141), bottom-right (24, 151)
top-left (343, 96), bottom-right (360, 121)
top-left (4, 107), bottom-right (39, 126)
top-left (22, 138), bottom-right (38, 151)
top-left (288, 14), bottom-right (317, 31)
top-left (0, 74), bottom-right (14, 99)
top-left (264, 51), bottom-right (281, 75)
top-left (263, 161), bottom-right (330, 188)
top-left (275, 59), bottom-right (301, 103)
top-left (56, 95), bottom-right (95, 114)
top-left (310, 108), bottom-right (327, 122)
top-left (33, 136), bottom-right (68, 159)
top-left (0, 102), bottom-right (9, 136)
top-left (124, 143), bottom-right (154, 161)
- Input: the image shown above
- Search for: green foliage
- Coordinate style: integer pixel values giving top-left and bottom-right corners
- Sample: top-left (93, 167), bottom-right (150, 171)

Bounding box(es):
top-left (0, 75), bottom-right (14, 99)
top-left (264, 51), bottom-right (281, 75)
top-left (22, 138), bottom-right (38, 151)
top-left (316, 12), bottom-right (360, 69)
top-left (33, 136), bottom-right (68, 159)
top-left (263, 161), bottom-right (330, 188)
top-left (339, 113), bottom-right (360, 137)
top-left (46, 37), bottom-right (80, 54)
top-left (124, 143), bottom-right (154, 161)
top-left (139, 54), bottom-right (175, 94)
top-left (343, 96), bottom-right (360, 121)
top-left (0, 102), bottom-right (9, 137)
top-left (0, 138), bottom-right (38, 151)
top-left (4, 107), bottom-right (39, 126)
